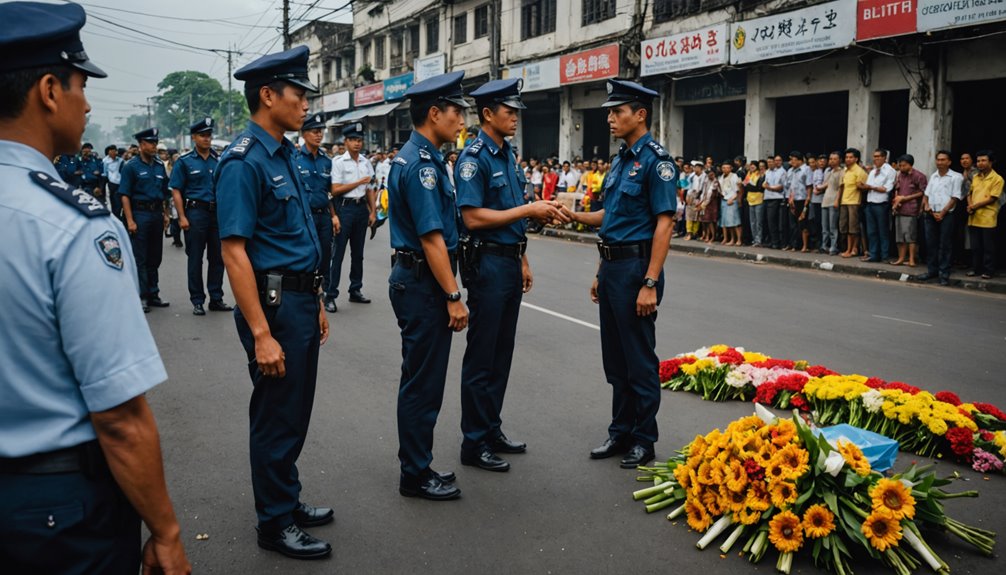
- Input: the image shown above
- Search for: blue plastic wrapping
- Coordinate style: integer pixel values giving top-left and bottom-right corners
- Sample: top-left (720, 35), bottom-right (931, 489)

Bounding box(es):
top-left (818, 424), bottom-right (900, 473)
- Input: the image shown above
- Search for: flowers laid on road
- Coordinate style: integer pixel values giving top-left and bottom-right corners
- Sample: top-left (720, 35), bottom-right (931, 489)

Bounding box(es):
top-left (633, 411), bottom-right (996, 575)
top-left (660, 345), bottom-right (1006, 473)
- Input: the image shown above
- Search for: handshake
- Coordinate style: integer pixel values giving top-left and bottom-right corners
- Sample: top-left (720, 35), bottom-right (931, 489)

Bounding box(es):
top-left (526, 200), bottom-right (576, 226)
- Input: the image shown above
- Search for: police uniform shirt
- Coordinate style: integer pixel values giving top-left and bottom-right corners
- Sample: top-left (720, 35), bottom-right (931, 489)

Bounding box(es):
top-left (169, 149), bottom-right (219, 203)
top-left (455, 130), bottom-right (526, 244)
top-left (215, 121), bottom-right (321, 272)
top-left (295, 148), bottom-right (333, 210)
top-left (79, 153), bottom-right (102, 187)
top-left (598, 132), bottom-right (678, 244)
top-left (56, 154), bottom-right (80, 186)
top-left (331, 150), bottom-right (374, 200)
top-left (388, 131), bottom-right (459, 253)
top-left (0, 140), bottom-right (166, 457)
top-left (119, 155), bottom-right (169, 201)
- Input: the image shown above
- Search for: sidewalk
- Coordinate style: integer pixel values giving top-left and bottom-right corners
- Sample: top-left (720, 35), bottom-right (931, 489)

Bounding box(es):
top-left (537, 227), bottom-right (1006, 295)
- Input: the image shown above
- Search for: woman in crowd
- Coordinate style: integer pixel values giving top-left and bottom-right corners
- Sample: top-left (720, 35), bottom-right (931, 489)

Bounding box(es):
top-left (745, 160), bottom-right (766, 247)
top-left (719, 160), bottom-right (743, 246)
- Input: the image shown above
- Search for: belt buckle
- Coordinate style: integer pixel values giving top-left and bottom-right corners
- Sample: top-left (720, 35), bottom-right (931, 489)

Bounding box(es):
top-left (601, 244), bottom-right (612, 260)
top-left (313, 274), bottom-right (322, 291)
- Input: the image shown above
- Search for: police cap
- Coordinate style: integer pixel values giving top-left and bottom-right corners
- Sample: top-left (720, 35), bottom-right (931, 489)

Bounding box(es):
top-left (189, 117), bottom-right (214, 134)
top-left (405, 71), bottom-right (469, 109)
top-left (133, 127), bottom-right (159, 143)
top-left (301, 113), bottom-right (326, 131)
top-left (341, 122), bottom-right (364, 139)
top-left (601, 78), bottom-right (658, 108)
top-left (234, 45), bottom-right (318, 92)
top-left (470, 78), bottom-right (526, 110)
top-left (0, 2), bottom-right (106, 78)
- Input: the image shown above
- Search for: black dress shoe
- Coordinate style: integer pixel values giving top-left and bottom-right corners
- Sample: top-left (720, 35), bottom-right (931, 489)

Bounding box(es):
top-left (256, 523), bottom-right (331, 559)
top-left (141, 299), bottom-right (150, 313)
top-left (939, 277), bottom-right (950, 286)
top-left (431, 468), bottom-right (456, 483)
top-left (399, 471), bottom-right (462, 500)
top-left (491, 432), bottom-right (527, 454)
top-left (324, 300), bottom-right (337, 313)
top-left (461, 447), bottom-right (510, 472)
top-left (192, 304), bottom-right (205, 316)
top-left (620, 445), bottom-right (655, 469)
top-left (292, 502), bottom-right (334, 528)
top-left (589, 437), bottom-right (628, 459)
top-left (348, 291), bottom-right (371, 303)
top-left (147, 297), bottom-right (170, 308)
top-left (208, 300), bottom-right (234, 312)
top-left (913, 273), bottom-right (935, 282)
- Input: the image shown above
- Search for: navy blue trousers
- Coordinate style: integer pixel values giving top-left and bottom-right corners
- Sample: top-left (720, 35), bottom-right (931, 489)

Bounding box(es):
top-left (460, 254), bottom-right (522, 454)
top-left (597, 257), bottom-right (664, 450)
top-left (129, 209), bottom-right (163, 298)
top-left (0, 462), bottom-right (140, 574)
top-left (329, 202), bottom-right (368, 300)
top-left (389, 261), bottom-right (454, 477)
top-left (924, 213), bottom-right (955, 279)
top-left (235, 291), bottom-right (320, 532)
top-left (865, 202), bottom-right (891, 261)
top-left (313, 212), bottom-right (334, 298)
top-left (183, 207), bottom-right (225, 305)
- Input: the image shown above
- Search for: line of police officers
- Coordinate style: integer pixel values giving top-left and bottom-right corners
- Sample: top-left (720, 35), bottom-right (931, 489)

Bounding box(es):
top-left (1, 1), bottom-right (677, 569)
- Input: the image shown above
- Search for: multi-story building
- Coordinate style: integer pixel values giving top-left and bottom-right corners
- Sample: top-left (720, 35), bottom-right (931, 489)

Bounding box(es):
top-left (289, 20), bottom-right (355, 143)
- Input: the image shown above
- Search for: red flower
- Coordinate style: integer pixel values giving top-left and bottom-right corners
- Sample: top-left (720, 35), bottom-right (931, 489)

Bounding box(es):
top-left (773, 373), bottom-right (809, 393)
top-left (958, 408), bottom-right (974, 421)
top-left (752, 359), bottom-right (796, 370)
top-left (790, 393), bottom-right (809, 412)
top-left (806, 365), bottom-right (838, 377)
top-left (935, 391), bottom-right (962, 406)
top-left (659, 356), bottom-right (697, 382)
top-left (743, 459), bottom-right (765, 482)
top-left (712, 348), bottom-right (745, 365)
top-left (753, 382), bottom-right (781, 406)
top-left (882, 381), bottom-right (920, 395)
top-left (864, 377), bottom-right (886, 389)
top-left (945, 427), bottom-right (974, 458)
top-left (979, 430), bottom-right (995, 442)
top-left (974, 402), bottom-right (1006, 422)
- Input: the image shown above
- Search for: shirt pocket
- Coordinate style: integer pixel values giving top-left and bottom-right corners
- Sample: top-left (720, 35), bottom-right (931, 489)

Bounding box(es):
top-left (490, 175), bottom-right (517, 208)
top-left (615, 180), bottom-right (645, 216)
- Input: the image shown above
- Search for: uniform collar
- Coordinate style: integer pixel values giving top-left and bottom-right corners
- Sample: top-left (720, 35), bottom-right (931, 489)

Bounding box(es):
top-left (247, 121), bottom-right (295, 158)
top-left (0, 140), bottom-right (60, 174)
top-left (476, 129), bottom-right (509, 156)
top-left (409, 131), bottom-right (443, 164)
top-left (623, 131), bottom-right (653, 158)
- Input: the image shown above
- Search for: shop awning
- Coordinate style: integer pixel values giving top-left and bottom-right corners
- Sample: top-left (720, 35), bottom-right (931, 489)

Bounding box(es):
top-left (327, 101), bottom-right (404, 126)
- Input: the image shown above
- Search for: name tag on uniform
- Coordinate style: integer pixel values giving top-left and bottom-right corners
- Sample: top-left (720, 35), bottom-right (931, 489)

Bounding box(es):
top-left (493, 171), bottom-right (503, 177)
top-left (190, 170), bottom-right (201, 175)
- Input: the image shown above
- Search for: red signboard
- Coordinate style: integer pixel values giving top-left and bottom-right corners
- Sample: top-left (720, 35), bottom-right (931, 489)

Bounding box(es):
top-left (559, 43), bottom-right (619, 85)
top-left (856, 0), bottom-right (917, 41)
top-left (354, 82), bottom-right (384, 106)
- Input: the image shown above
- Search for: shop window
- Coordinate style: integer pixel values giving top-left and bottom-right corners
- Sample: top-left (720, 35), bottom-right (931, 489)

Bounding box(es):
top-left (374, 36), bottom-right (385, 70)
top-left (426, 16), bottom-right (439, 54)
top-left (475, 4), bottom-right (490, 39)
top-left (653, 0), bottom-right (702, 23)
top-left (521, 0), bottom-right (556, 39)
top-left (582, 0), bottom-right (616, 26)
top-left (407, 24), bottom-right (420, 62)
top-left (454, 12), bottom-right (468, 44)
top-left (335, 57), bottom-right (343, 80)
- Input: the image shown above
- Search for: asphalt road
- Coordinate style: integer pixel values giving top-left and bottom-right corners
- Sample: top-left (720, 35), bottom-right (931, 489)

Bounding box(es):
top-left (144, 230), bottom-right (1006, 574)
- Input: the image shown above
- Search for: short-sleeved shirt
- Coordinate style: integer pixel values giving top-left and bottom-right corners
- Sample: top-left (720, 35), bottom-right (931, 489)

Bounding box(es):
top-left (331, 151), bottom-right (374, 200)
top-left (388, 131), bottom-right (458, 253)
top-left (968, 169), bottom-right (1004, 228)
top-left (119, 155), bottom-right (169, 202)
top-left (294, 147), bottom-right (333, 211)
top-left (893, 168), bottom-right (927, 216)
top-left (374, 158), bottom-right (392, 188)
top-left (719, 173), bottom-right (740, 201)
top-left (785, 164), bottom-right (811, 201)
top-left (0, 140), bottom-right (166, 457)
top-left (924, 169), bottom-right (963, 213)
top-left (866, 163), bottom-right (897, 204)
top-left (559, 169), bottom-right (579, 192)
top-left (169, 149), bottom-right (219, 204)
top-left (598, 132), bottom-right (678, 244)
top-left (215, 121), bottom-right (321, 272)
top-left (78, 154), bottom-right (102, 187)
top-left (55, 154), bottom-right (80, 187)
top-left (841, 163), bottom-right (868, 205)
top-left (822, 167), bottom-right (844, 206)
top-left (811, 168), bottom-right (826, 204)
top-left (102, 156), bottom-right (123, 185)
top-left (763, 167), bottom-right (786, 200)
top-left (455, 130), bottom-right (526, 245)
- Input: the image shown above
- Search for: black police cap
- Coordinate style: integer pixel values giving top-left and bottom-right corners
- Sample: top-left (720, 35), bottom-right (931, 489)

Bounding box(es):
top-left (234, 46), bottom-right (318, 92)
top-left (601, 78), bottom-right (658, 108)
top-left (341, 122), bottom-right (364, 139)
top-left (133, 127), bottom-right (159, 143)
top-left (470, 78), bottom-right (526, 110)
top-left (405, 71), bottom-right (469, 109)
top-left (189, 117), bottom-right (214, 134)
top-left (0, 2), bottom-right (106, 78)
top-left (302, 113), bottom-right (326, 131)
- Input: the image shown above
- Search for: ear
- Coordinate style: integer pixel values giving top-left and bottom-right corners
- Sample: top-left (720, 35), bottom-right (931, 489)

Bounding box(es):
top-left (37, 73), bottom-right (65, 115)
top-left (259, 85), bottom-right (274, 109)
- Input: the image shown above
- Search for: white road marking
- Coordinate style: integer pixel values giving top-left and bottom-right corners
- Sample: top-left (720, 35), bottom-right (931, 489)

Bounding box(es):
top-left (521, 302), bottom-right (600, 330)
top-left (871, 314), bottom-right (933, 327)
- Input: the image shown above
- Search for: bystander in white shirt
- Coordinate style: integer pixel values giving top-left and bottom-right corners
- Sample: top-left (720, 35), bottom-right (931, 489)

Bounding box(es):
top-left (866, 162), bottom-right (896, 204)
top-left (924, 169), bottom-right (963, 213)
top-left (331, 151), bottom-right (374, 199)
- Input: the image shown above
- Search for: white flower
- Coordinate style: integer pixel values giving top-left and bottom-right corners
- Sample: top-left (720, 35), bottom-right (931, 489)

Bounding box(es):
top-left (694, 346), bottom-right (711, 358)
top-left (725, 369), bottom-right (750, 388)
top-left (822, 450), bottom-right (846, 477)
top-left (861, 389), bottom-right (884, 413)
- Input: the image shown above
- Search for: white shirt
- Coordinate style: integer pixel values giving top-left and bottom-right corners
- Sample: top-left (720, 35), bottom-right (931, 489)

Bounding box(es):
top-left (763, 167), bottom-right (786, 200)
top-left (102, 155), bottom-right (123, 185)
top-left (559, 169), bottom-right (579, 192)
top-left (331, 151), bottom-right (374, 199)
top-left (925, 169), bottom-right (963, 213)
top-left (866, 163), bottom-right (897, 204)
top-left (374, 158), bottom-right (391, 188)
top-left (719, 173), bottom-right (740, 201)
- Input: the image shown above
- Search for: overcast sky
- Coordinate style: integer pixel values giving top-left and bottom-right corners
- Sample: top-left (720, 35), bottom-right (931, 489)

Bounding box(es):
top-left (53, 0), bottom-right (351, 138)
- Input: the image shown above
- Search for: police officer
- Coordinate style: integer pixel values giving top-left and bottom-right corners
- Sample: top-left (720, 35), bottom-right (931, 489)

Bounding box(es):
top-left (561, 79), bottom-right (677, 469)
top-left (170, 117), bottom-right (232, 316)
top-left (296, 113), bottom-right (339, 305)
top-left (388, 71), bottom-right (470, 501)
top-left (326, 121), bottom-right (374, 312)
top-left (0, 3), bottom-right (190, 573)
top-left (55, 151), bottom-right (80, 187)
top-left (119, 126), bottom-right (170, 313)
top-left (455, 78), bottom-right (568, 472)
top-left (78, 141), bottom-right (102, 198)
top-left (215, 45), bottom-right (334, 559)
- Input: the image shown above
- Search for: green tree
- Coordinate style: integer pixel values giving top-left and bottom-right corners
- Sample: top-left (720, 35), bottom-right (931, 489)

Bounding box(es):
top-left (118, 113), bottom-right (149, 143)
top-left (156, 71), bottom-right (225, 143)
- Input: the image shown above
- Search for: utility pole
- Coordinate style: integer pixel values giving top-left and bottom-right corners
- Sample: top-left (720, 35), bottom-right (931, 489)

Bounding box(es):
top-left (283, 0), bottom-right (291, 50)
top-left (490, 0), bottom-right (501, 80)
top-left (227, 46), bottom-right (234, 138)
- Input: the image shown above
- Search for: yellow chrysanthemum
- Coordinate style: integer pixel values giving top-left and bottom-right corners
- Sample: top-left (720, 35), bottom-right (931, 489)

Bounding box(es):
top-left (769, 480), bottom-right (799, 509)
top-left (802, 505), bottom-right (836, 539)
top-left (837, 440), bottom-right (872, 477)
top-left (862, 508), bottom-right (902, 551)
top-left (871, 479), bottom-right (916, 520)
top-left (994, 431), bottom-right (1006, 459)
top-left (768, 511), bottom-right (804, 553)
top-left (959, 403), bottom-right (979, 414)
top-left (709, 344), bottom-right (729, 354)
top-left (686, 499), bottom-right (713, 532)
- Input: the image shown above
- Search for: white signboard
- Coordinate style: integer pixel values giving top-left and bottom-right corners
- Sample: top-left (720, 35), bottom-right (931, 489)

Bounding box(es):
top-left (414, 53), bottom-right (446, 83)
top-left (917, 0), bottom-right (1006, 31)
top-left (730, 0), bottom-right (856, 65)
top-left (506, 57), bottom-right (560, 92)
top-left (322, 90), bottom-right (350, 112)
top-left (641, 24), bottom-right (729, 76)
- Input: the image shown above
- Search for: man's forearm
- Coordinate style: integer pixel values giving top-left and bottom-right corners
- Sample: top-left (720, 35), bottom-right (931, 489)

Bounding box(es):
top-left (330, 183), bottom-right (358, 196)
top-left (121, 195), bottom-right (134, 224)
top-left (646, 214), bottom-right (674, 280)
top-left (419, 232), bottom-right (459, 295)
top-left (221, 238), bottom-right (270, 339)
top-left (461, 205), bottom-right (530, 230)
top-left (171, 189), bottom-right (186, 221)
top-left (573, 209), bottom-right (604, 227)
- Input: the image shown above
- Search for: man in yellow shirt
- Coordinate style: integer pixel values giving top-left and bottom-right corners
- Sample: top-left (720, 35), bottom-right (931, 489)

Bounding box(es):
top-left (839, 147), bottom-right (868, 258)
top-left (966, 151), bottom-right (1003, 278)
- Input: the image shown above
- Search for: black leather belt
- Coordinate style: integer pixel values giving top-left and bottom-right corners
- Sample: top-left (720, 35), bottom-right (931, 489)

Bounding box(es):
top-left (0, 441), bottom-right (101, 475)
top-left (132, 200), bottom-right (163, 211)
top-left (185, 198), bottom-right (216, 212)
top-left (339, 196), bottom-right (367, 206)
top-left (597, 240), bottom-right (651, 261)
top-left (480, 240), bottom-right (527, 260)
top-left (394, 250), bottom-right (425, 268)
top-left (254, 271), bottom-right (322, 293)
top-left (311, 207), bottom-right (328, 214)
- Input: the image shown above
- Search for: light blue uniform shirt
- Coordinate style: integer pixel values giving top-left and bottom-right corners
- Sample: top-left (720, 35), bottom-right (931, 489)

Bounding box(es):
top-left (0, 140), bottom-right (166, 457)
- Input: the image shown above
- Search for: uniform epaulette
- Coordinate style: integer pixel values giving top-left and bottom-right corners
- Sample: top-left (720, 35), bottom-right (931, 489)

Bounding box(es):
top-left (646, 140), bottom-right (670, 159)
top-left (223, 135), bottom-right (257, 159)
top-left (393, 156), bottom-right (408, 165)
top-left (466, 139), bottom-right (484, 156)
top-left (29, 171), bottom-right (109, 217)
top-left (418, 148), bottom-right (432, 161)
top-left (154, 157), bottom-right (165, 165)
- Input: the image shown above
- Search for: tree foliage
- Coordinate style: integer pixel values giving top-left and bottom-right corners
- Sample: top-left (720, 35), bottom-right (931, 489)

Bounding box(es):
top-left (153, 70), bottom-right (248, 142)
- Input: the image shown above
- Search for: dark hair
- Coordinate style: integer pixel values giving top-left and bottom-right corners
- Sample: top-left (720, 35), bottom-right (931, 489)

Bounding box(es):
top-left (789, 150), bottom-right (802, 160)
top-left (734, 155), bottom-right (746, 164)
top-left (935, 150), bottom-right (952, 160)
top-left (409, 99), bottom-right (449, 127)
top-left (0, 65), bottom-right (74, 120)
top-left (81, 142), bottom-right (93, 150)
top-left (960, 151), bottom-right (973, 159)
top-left (674, 156), bottom-right (684, 163)
top-left (829, 150), bottom-right (841, 159)
top-left (476, 101), bottom-right (504, 124)
top-left (874, 148), bottom-right (888, 158)
top-left (562, 160), bottom-right (570, 167)
top-left (105, 144), bottom-right (117, 153)
top-left (627, 100), bottom-right (652, 129)
top-left (844, 147), bottom-right (861, 160)
top-left (975, 149), bottom-right (995, 162)
top-left (244, 80), bottom-right (288, 114)
top-left (897, 154), bottom-right (915, 165)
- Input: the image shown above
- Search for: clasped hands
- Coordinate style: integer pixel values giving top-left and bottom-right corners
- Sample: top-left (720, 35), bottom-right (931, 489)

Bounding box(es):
top-left (527, 200), bottom-right (573, 226)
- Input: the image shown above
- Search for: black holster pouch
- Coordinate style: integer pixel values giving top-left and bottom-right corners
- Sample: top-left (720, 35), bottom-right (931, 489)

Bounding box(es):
top-left (457, 235), bottom-right (480, 287)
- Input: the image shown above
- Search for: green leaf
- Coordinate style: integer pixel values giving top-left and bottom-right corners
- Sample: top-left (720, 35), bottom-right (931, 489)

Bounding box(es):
top-left (823, 490), bottom-right (839, 514)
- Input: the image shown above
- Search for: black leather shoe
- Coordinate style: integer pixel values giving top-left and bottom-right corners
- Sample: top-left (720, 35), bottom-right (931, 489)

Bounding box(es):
top-left (939, 277), bottom-right (950, 286)
top-left (192, 304), bottom-right (205, 316)
top-left (431, 468), bottom-right (456, 483)
top-left (141, 299), bottom-right (150, 313)
top-left (461, 447), bottom-right (510, 472)
top-left (292, 503), bottom-right (334, 528)
top-left (399, 471), bottom-right (462, 500)
top-left (256, 523), bottom-right (331, 559)
top-left (590, 437), bottom-right (628, 459)
top-left (620, 445), bottom-right (655, 469)
top-left (324, 300), bottom-right (337, 313)
top-left (147, 297), bottom-right (170, 308)
top-left (348, 291), bottom-right (371, 303)
top-left (208, 300), bottom-right (233, 312)
top-left (491, 432), bottom-right (527, 454)
top-left (913, 273), bottom-right (935, 282)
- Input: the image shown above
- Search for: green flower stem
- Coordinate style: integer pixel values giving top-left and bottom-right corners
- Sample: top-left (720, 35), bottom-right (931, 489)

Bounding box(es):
top-left (666, 504), bottom-right (686, 521)
top-left (720, 524), bottom-right (746, 554)
top-left (633, 480), bottom-right (673, 501)
top-left (646, 497), bottom-right (679, 514)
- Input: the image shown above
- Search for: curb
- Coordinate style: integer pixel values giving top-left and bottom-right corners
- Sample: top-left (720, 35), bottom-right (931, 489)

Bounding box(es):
top-left (537, 228), bottom-right (1006, 295)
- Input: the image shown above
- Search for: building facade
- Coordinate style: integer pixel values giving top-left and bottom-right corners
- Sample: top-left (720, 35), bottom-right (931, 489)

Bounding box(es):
top-left (290, 21), bottom-right (355, 143)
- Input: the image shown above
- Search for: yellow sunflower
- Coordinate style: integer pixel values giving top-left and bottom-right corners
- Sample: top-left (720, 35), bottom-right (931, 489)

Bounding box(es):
top-left (723, 484), bottom-right (748, 513)
top-left (725, 459), bottom-right (749, 493)
top-left (746, 483), bottom-right (771, 511)
top-left (736, 506), bottom-right (762, 525)
top-left (769, 480), bottom-right (799, 509)
top-left (776, 444), bottom-right (810, 478)
top-left (727, 415), bottom-right (765, 436)
top-left (686, 499), bottom-right (713, 532)
top-left (802, 504), bottom-right (836, 539)
top-left (697, 461), bottom-right (717, 485)
top-left (870, 479), bottom-right (916, 520)
top-left (837, 440), bottom-right (872, 477)
top-left (702, 487), bottom-right (725, 516)
top-left (768, 511), bottom-right (804, 553)
top-left (862, 508), bottom-right (902, 551)
top-left (770, 419), bottom-right (797, 447)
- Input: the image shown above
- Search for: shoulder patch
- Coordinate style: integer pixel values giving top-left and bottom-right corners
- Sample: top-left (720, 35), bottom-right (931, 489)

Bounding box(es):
top-left (419, 167), bottom-right (438, 190)
top-left (393, 156), bottom-right (408, 165)
top-left (646, 140), bottom-right (670, 159)
top-left (94, 230), bottom-right (124, 270)
top-left (418, 148), bottom-right (432, 161)
top-left (459, 161), bottom-right (478, 181)
top-left (467, 139), bottom-right (484, 155)
top-left (30, 172), bottom-right (109, 217)
top-left (656, 161), bottom-right (676, 182)
top-left (224, 136), bottom-right (257, 158)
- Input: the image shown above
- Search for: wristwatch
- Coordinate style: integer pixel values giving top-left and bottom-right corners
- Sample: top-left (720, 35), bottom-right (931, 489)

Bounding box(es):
top-left (643, 277), bottom-right (658, 289)
top-left (446, 290), bottom-right (462, 302)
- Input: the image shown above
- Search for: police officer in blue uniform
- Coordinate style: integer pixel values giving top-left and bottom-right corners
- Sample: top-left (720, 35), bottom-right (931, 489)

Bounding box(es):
top-left (562, 79), bottom-right (677, 469)
top-left (296, 113), bottom-right (338, 304)
top-left (455, 78), bottom-right (568, 472)
top-left (388, 71), bottom-right (470, 501)
top-left (55, 151), bottom-right (80, 187)
top-left (119, 126), bottom-right (170, 313)
top-left (78, 141), bottom-right (102, 197)
top-left (170, 117), bottom-right (232, 316)
top-left (0, 3), bottom-right (191, 573)
top-left (215, 45), bottom-right (334, 560)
